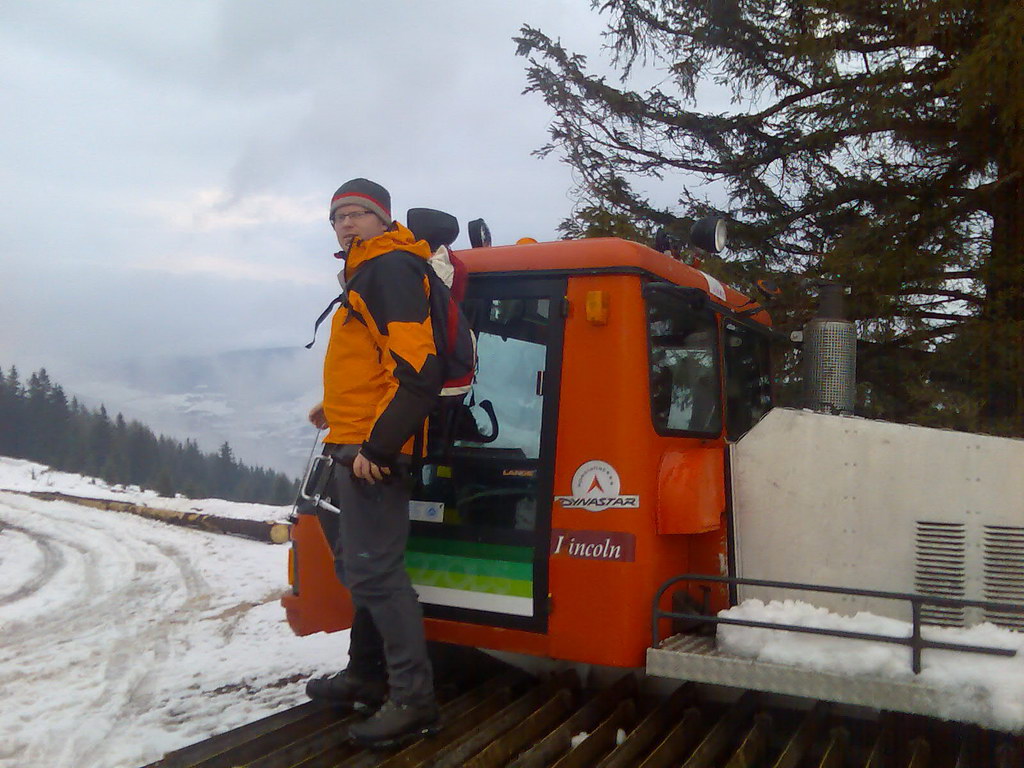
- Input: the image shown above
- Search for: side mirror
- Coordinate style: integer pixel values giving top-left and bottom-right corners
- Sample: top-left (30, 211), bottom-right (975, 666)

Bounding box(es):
top-left (690, 216), bottom-right (727, 253)
top-left (468, 218), bottom-right (492, 248)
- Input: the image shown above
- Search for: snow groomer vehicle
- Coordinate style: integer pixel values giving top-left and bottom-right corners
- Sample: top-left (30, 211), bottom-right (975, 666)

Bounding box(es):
top-left (151, 212), bottom-right (1024, 767)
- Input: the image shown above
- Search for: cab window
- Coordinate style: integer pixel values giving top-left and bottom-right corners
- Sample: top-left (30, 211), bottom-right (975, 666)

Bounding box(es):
top-left (723, 321), bottom-right (773, 439)
top-left (456, 298), bottom-right (550, 460)
top-left (420, 295), bottom-right (555, 533)
top-left (646, 288), bottom-right (721, 436)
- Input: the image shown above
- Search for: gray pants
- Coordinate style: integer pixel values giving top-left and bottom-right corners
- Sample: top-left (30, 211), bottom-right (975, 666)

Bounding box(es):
top-left (326, 444), bottom-right (434, 705)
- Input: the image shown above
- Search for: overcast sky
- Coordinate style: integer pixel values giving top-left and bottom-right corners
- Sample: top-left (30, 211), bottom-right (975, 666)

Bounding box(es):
top-left (0, 1), bottom-right (636, 381)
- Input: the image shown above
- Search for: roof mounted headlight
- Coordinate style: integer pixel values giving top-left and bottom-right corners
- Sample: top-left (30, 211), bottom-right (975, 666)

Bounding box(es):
top-left (690, 216), bottom-right (727, 253)
top-left (469, 218), bottom-right (492, 248)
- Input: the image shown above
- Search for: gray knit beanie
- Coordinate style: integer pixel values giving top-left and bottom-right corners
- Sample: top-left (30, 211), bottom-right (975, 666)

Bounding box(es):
top-left (329, 178), bottom-right (391, 224)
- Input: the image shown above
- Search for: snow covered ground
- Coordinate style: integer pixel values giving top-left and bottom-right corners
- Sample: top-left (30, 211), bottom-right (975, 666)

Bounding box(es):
top-left (718, 599), bottom-right (1024, 732)
top-left (0, 457), bottom-right (345, 768)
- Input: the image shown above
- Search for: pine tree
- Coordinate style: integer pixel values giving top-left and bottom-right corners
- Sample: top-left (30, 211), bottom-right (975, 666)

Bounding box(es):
top-left (180, 439), bottom-right (207, 497)
top-left (25, 369), bottom-right (52, 461)
top-left (88, 406), bottom-right (113, 477)
top-left (271, 474), bottom-right (298, 506)
top-left (516, 0), bottom-right (1024, 435)
top-left (0, 365), bottom-right (14, 456)
top-left (214, 441), bottom-right (237, 498)
top-left (155, 469), bottom-right (175, 497)
top-left (47, 385), bottom-right (71, 469)
top-left (558, 204), bottom-right (657, 242)
top-left (64, 397), bottom-right (89, 471)
top-left (126, 421), bottom-right (159, 489)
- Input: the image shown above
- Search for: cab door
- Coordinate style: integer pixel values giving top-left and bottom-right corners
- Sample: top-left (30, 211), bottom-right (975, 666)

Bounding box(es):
top-left (408, 275), bottom-right (566, 632)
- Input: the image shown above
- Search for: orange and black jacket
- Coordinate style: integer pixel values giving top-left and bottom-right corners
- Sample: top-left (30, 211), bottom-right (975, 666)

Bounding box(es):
top-left (322, 222), bottom-right (442, 464)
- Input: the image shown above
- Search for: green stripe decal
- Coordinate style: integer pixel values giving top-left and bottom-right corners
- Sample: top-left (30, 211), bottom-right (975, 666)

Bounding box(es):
top-left (406, 568), bottom-right (532, 597)
top-left (405, 537), bottom-right (534, 603)
top-left (407, 536), bottom-right (533, 563)
top-left (405, 551), bottom-right (532, 581)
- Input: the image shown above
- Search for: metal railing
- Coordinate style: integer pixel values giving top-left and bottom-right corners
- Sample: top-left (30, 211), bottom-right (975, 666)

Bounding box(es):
top-left (653, 574), bottom-right (1023, 673)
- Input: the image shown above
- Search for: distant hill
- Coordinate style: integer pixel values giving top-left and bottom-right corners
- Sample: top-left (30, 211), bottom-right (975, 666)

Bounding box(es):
top-left (0, 365), bottom-right (299, 505)
top-left (64, 346), bottom-right (322, 474)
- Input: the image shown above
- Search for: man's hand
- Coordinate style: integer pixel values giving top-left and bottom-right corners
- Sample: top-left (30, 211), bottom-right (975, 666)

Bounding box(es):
top-left (353, 451), bottom-right (391, 484)
top-left (308, 402), bottom-right (328, 430)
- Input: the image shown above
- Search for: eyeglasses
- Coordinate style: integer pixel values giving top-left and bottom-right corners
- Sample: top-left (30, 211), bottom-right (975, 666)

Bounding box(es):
top-left (332, 210), bottom-right (375, 225)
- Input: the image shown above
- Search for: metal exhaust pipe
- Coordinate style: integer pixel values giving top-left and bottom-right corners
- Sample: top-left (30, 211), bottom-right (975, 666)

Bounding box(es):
top-left (803, 283), bottom-right (857, 415)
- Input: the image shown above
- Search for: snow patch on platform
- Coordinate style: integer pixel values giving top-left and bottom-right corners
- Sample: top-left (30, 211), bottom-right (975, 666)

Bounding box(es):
top-left (718, 599), bottom-right (1024, 732)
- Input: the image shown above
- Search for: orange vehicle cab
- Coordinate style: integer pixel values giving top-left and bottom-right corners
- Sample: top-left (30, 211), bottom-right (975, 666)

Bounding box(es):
top-left (282, 237), bottom-right (774, 668)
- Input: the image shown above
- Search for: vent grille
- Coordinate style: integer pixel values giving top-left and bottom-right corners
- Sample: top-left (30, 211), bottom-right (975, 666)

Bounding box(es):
top-left (915, 521), bottom-right (965, 627)
top-left (983, 525), bottom-right (1024, 631)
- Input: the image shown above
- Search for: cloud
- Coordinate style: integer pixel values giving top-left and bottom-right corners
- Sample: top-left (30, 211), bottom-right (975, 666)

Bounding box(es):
top-left (138, 187), bottom-right (324, 233)
top-left (130, 250), bottom-right (324, 286)
top-left (0, 0), bottom-right (628, 424)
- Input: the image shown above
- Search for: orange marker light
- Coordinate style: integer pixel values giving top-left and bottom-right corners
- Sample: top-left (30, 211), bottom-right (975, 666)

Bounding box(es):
top-left (516, 237), bottom-right (538, 245)
top-left (585, 290), bottom-right (610, 325)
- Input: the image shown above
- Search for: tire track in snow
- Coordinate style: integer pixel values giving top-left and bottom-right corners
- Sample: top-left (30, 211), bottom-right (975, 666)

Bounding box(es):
top-left (0, 524), bottom-right (64, 606)
top-left (0, 504), bottom-right (206, 653)
top-left (0, 497), bottom-right (125, 653)
top-left (72, 540), bottom-right (214, 768)
top-left (0, 495), bottom-right (216, 768)
top-left (0, 488), bottom-right (323, 768)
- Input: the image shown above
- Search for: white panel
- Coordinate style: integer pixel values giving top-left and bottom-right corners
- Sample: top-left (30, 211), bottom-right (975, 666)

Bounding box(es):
top-left (412, 585), bottom-right (534, 616)
top-left (731, 409), bottom-right (1024, 623)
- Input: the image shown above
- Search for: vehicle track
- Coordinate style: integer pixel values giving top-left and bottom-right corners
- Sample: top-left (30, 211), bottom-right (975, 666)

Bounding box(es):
top-left (0, 493), bottom-right (221, 767)
top-left (144, 664), bottom-right (1024, 768)
top-left (0, 523), bottom-right (64, 606)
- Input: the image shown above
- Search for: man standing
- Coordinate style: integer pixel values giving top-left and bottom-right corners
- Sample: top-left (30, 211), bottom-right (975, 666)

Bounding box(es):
top-left (306, 178), bottom-right (442, 747)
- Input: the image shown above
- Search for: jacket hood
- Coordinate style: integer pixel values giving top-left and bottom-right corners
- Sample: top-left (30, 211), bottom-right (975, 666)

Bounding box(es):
top-left (344, 222), bottom-right (432, 275)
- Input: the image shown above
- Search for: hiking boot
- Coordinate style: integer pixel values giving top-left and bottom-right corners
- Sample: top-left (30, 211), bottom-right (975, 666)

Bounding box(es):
top-left (305, 670), bottom-right (388, 713)
top-left (348, 698), bottom-right (441, 749)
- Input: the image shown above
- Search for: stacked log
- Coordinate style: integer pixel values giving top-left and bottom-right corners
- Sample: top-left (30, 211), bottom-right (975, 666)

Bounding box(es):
top-left (20, 490), bottom-right (291, 544)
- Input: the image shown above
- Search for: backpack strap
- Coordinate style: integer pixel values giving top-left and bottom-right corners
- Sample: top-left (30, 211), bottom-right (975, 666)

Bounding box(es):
top-left (448, 249), bottom-right (469, 302)
top-left (305, 293), bottom-right (345, 349)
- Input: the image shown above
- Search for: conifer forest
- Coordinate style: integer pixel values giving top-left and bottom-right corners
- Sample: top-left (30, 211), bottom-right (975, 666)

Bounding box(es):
top-left (0, 366), bottom-right (298, 505)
